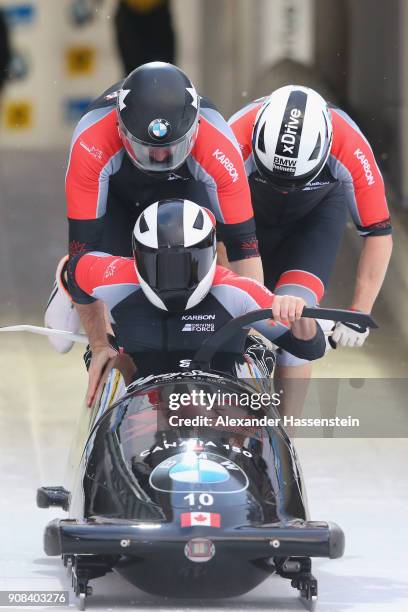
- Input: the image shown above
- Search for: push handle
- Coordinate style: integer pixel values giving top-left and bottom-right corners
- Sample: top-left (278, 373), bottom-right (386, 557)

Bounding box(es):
top-left (191, 307), bottom-right (377, 370)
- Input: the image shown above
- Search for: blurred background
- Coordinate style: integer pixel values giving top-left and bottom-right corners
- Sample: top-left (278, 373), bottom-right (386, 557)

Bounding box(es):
top-left (0, 4), bottom-right (407, 608)
top-left (0, 0), bottom-right (406, 177)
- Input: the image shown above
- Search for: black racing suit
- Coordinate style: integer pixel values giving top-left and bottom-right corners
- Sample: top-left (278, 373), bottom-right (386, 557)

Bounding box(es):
top-left (68, 254), bottom-right (326, 378)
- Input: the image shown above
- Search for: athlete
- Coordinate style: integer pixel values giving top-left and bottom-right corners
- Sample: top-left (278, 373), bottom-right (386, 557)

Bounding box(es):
top-left (46, 62), bottom-right (263, 352)
top-left (228, 85), bottom-right (392, 386)
top-left (67, 200), bottom-right (326, 406)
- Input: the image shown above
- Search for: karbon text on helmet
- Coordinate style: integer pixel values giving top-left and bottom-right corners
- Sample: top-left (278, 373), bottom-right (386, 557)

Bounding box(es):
top-left (132, 199), bottom-right (217, 312)
top-left (252, 85), bottom-right (333, 191)
top-left (117, 62), bottom-right (200, 173)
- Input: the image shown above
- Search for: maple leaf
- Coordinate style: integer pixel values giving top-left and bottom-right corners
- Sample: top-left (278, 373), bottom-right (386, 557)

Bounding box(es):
top-left (194, 514), bottom-right (207, 522)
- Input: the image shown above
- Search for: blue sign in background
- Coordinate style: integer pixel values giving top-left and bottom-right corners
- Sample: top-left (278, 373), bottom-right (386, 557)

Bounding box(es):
top-left (4, 4), bottom-right (35, 27)
top-left (64, 98), bottom-right (93, 123)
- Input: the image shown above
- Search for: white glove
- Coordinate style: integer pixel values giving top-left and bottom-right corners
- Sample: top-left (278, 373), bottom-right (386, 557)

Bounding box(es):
top-left (331, 321), bottom-right (369, 348)
top-left (44, 255), bottom-right (81, 353)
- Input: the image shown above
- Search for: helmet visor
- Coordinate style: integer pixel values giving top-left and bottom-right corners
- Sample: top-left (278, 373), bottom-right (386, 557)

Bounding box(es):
top-left (119, 116), bottom-right (199, 172)
top-left (135, 244), bottom-right (216, 292)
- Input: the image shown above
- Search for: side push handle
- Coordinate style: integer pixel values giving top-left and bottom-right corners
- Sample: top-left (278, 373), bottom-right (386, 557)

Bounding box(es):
top-left (191, 307), bottom-right (377, 370)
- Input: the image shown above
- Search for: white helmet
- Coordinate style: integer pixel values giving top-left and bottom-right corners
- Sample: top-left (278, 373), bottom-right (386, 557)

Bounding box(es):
top-left (133, 199), bottom-right (217, 312)
top-left (252, 85), bottom-right (333, 190)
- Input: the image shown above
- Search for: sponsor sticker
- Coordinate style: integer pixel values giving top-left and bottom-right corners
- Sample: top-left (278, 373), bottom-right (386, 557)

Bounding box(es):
top-left (149, 451), bottom-right (249, 493)
top-left (182, 323), bottom-right (215, 332)
top-left (273, 154), bottom-right (296, 174)
top-left (148, 118), bottom-right (171, 140)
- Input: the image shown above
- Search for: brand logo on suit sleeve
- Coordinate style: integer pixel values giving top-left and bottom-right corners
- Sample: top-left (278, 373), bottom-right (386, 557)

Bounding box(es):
top-left (354, 148), bottom-right (375, 185)
top-left (212, 149), bottom-right (239, 183)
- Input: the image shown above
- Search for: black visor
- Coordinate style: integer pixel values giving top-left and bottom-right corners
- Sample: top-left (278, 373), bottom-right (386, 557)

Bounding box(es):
top-left (135, 243), bottom-right (216, 293)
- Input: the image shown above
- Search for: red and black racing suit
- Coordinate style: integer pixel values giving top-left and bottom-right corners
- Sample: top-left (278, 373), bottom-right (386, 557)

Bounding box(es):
top-left (68, 253), bottom-right (325, 377)
top-left (229, 99), bottom-right (392, 306)
top-left (66, 82), bottom-right (259, 264)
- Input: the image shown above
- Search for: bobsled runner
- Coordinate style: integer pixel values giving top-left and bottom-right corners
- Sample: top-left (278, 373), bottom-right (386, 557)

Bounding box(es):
top-left (6, 308), bottom-right (376, 609)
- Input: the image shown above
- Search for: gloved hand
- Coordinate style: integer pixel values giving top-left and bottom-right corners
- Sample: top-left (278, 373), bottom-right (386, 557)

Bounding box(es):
top-left (44, 255), bottom-right (81, 353)
top-left (330, 321), bottom-right (369, 348)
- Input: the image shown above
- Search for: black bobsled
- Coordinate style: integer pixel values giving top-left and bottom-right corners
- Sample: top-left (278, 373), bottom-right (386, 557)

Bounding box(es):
top-left (39, 308), bottom-right (376, 609)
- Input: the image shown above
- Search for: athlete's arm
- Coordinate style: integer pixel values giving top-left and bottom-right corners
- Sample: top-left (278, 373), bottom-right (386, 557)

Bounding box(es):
top-left (77, 302), bottom-right (117, 407)
top-left (67, 252), bottom-right (126, 406)
top-left (214, 268), bottom-right (325, 360)
top-left (229, 257), bottom-right (264, 283)
top-left (350, 234), bottom-right (393, 313)
top-left (255, 294), bottom-right (325, 360)
top-left (188, 104), bottom-right (263, 282)
top-left (66, 106), bottom-right (124, 257)
top-left (329, 108), bottom-right (393, 315)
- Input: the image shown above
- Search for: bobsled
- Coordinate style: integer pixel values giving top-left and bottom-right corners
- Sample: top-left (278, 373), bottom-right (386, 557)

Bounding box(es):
top-left (33, 308), bottom-right (377, 610)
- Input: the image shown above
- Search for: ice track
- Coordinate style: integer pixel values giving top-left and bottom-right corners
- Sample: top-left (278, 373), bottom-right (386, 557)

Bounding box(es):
top-left (0, 152), bottom-right (407, 611)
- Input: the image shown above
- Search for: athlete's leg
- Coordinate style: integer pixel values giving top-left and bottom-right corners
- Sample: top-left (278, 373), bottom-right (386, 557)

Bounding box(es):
top-left (262, 188), bottom-right (348, 424)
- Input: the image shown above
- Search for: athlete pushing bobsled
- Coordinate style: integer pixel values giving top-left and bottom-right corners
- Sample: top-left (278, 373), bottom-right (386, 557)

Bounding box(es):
top-left (67, 198), bottom-right (327, 406)
top-left (35, 201), bottom-right (377, 607)
top-left (45, 61), bottom-right (264, 353)
top-left (224, 85), bottom-right (393, 414)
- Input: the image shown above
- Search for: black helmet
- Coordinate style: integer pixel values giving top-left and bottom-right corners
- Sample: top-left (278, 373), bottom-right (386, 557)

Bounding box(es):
top-left (117, 62), bottom-right (200, 173)
top-left (132, 199), bottom-right (217, 312)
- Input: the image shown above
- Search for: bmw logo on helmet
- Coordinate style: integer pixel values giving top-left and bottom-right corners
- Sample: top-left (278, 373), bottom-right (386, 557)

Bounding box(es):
top-left (148, 118), bottom-right (171, 140)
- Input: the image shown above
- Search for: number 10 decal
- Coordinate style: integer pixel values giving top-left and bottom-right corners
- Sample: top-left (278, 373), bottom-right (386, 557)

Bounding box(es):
top-left (184, 493), bottom-right (214, 506)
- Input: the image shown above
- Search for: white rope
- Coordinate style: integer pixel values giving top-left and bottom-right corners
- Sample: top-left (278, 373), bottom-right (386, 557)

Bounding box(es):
top-left (0, 325), bottom-right (88, 344)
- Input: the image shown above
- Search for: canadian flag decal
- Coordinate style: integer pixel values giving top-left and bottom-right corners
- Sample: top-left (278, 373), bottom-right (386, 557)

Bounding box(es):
top-left (181, 512), bottom-right (221, 528)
